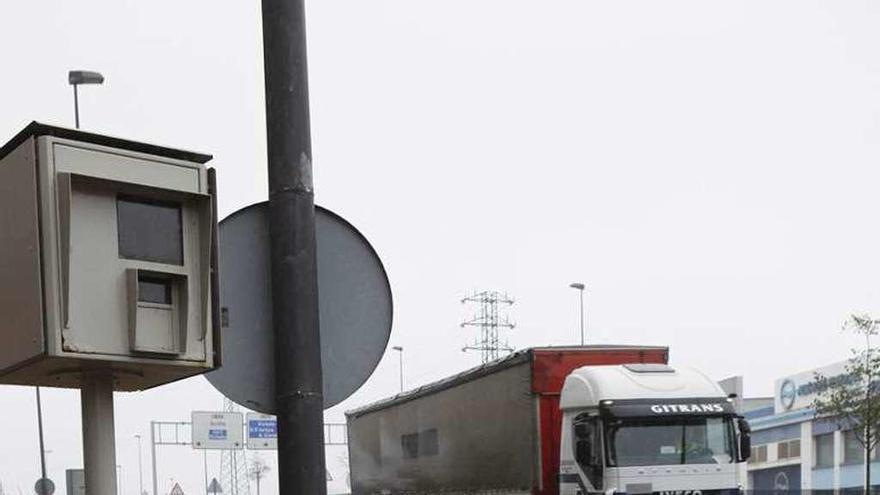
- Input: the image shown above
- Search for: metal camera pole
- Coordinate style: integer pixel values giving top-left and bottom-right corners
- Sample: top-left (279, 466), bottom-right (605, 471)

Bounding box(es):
top-left (82, 371), bottom-right (118, 495)
top-left (261, 0), bottom-right (326, 493)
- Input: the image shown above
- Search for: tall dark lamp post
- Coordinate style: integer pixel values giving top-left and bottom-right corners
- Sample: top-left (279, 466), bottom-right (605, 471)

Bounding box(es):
top-left (68, 70), bottom-right (104, 129)
top-left (569, 283), bottom-right (586, 345)
top-left (35, 387), bottom-right (47, 485)
top-left (392, 346), bottom-right (404, 392)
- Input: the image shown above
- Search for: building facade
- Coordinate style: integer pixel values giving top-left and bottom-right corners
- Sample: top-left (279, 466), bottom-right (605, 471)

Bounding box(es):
top-left (745, 361), bottom-right (879, 494)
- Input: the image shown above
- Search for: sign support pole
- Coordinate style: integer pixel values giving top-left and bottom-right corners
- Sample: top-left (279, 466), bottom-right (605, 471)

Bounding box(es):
top-left (81, 371), bottom-right (118, 495)
top-left (261, 0), bottom-right (326, 494)
top-left (151, 422), bottom-right (159, 495)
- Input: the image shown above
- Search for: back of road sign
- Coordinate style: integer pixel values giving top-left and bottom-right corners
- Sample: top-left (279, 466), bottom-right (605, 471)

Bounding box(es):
top-left (206, 202), bottom-right (392, 412)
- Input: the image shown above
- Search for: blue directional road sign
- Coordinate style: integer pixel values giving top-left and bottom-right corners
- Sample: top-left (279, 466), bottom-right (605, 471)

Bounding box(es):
top-left (246, 413), bottom-right (277, 450)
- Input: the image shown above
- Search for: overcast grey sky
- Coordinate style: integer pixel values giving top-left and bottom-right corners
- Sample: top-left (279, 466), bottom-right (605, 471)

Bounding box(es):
top-left (2, 1), bottom-right (880, 494)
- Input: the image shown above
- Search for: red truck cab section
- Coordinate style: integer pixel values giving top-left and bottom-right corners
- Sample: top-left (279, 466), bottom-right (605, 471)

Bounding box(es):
top-left (531, 347), bottom-right (669, 494)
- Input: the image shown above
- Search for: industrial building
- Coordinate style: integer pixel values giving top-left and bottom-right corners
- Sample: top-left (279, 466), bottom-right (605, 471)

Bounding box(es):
top-left (744, 361), bottom-right (879, 493)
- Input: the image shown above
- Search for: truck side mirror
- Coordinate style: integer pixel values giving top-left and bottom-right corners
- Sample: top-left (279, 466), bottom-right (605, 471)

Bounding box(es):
top-left (576, 439), bottom-right (595, 466)
top-left (737, 417), bottom-right (751, 462)
top-left (574, 421), bottom-right (598, 466)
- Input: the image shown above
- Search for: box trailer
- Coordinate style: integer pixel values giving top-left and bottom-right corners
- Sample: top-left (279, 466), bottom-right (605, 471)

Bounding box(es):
top-left (346, 345), bottom-right (670, 495)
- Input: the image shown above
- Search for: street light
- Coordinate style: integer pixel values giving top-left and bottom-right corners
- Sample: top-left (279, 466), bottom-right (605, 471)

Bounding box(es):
top-left (134, 434), bottom-right (144, 495)
top-left (569, 283), bottom-right (586, 345)
top-left (249, 457), bottom-right (271, 495)
top-left (67, 70), bottom-right (104, 129)
top-left (391, 346), bottom-right (403, 392)
top-left (34, 387), bottom-right (47, 486)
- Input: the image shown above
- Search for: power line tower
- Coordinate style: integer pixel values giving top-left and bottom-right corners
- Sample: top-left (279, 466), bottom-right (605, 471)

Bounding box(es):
top-left (219, 398), bottom-right (251, 495)
top-left (460, 290), bottom-right (516, 363)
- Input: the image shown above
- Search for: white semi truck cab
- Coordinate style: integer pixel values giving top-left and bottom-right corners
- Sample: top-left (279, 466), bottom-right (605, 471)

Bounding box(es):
top-left (559, 364), bottom-right (751, 495)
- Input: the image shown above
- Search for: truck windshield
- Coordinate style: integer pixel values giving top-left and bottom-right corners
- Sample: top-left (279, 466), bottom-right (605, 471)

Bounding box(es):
top-left (605, 416), bottom-right (734, 467)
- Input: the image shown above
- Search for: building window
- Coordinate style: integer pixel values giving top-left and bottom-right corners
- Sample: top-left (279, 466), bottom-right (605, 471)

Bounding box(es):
top-left (420, 428), bottom-right (439, 456)
top-left (750, 444), bottom-right (768, 463)
top-left (844, 430), bottom-right (862, 464)
top-left (778, 439), bottom-right (801, 460)
top-left (843, 430), bottom-right (872, 464)
top-left (401, 432), bottom-right (419, 459)
top-left (400, 428), bottom-right (439, 459)
top-left (815, 433), bottom-right (834, 468)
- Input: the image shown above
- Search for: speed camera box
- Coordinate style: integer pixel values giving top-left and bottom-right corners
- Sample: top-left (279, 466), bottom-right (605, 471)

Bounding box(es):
top-left (0, 122), bottom-right (220, 391)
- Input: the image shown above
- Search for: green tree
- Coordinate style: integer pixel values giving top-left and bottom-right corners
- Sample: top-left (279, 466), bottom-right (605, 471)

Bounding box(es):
top-left (811, 314), bottom-right (880, 495)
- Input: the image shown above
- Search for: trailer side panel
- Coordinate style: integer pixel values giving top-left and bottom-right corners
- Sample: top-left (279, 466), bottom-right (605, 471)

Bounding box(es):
top-left (349, 361), bottom-right (536, 494)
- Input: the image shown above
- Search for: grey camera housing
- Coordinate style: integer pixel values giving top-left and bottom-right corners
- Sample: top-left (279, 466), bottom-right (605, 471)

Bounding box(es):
top-left (0, 123), bottom-right (220, 391)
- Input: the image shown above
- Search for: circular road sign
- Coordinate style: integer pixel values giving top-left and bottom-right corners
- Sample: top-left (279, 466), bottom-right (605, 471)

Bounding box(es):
top-left (206, 202), bottom-right (393, 412)
top-left (34, 478), bottom-right (55, 495)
